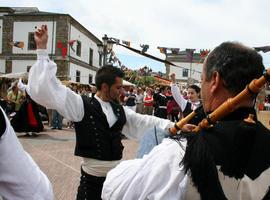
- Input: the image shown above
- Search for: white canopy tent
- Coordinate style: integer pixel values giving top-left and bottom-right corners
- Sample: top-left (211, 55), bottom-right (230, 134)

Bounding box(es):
top-left (123, 79), bottom-right (135, 86)
top-left (0, 72), bottom-right (28, 79)
top-left (0, 72), bottom-right (135, 87)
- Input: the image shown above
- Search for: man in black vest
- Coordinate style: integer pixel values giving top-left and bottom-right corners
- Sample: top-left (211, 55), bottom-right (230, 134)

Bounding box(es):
top-left (28, 25), bottom-right (174, 200)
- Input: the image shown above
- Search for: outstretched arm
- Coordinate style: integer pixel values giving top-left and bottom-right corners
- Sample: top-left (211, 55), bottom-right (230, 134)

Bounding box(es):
top-left (170, 73), bottom-right (187, 111)
top-left (122, 107), bottom-right (173, 139)
top-left (27, 25), bottom-right (84, 122)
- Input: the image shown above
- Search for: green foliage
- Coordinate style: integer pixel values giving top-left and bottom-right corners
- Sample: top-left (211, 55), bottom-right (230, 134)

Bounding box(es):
top-left (133, 76), bottom-right (155, 86)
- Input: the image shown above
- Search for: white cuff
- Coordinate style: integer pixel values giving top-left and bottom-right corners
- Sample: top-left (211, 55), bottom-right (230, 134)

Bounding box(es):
top-left (37, 49), bottom-right (49, 60)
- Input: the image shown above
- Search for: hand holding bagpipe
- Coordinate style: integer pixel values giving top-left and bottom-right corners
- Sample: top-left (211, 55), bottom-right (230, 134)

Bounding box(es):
top-left (169, 68), bottom-right (270, 135)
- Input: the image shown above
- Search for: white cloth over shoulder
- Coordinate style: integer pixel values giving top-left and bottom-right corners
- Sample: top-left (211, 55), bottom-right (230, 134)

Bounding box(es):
top-left (0, 107), bottom-right (53, 200)
top-left (102, 138), bottom-right (188, 200)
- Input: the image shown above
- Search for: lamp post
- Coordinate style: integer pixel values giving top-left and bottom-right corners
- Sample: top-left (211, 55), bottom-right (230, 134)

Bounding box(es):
top-left (97, 34), bottom-right (115, 66)
top-left (143, 66), bottom-right (150, 85)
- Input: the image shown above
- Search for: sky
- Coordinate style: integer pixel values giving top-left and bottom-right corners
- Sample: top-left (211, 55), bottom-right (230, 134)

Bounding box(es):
top-left (1, 0), bottom-right (270, 72)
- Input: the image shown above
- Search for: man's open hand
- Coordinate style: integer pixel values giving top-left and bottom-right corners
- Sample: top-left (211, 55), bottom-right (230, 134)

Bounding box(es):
top-left (34, 25), bottom-right (48, 49)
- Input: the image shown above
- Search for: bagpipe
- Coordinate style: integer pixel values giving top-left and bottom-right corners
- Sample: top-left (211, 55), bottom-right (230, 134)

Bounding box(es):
top-left (169, 68), bottom-right (270, 134)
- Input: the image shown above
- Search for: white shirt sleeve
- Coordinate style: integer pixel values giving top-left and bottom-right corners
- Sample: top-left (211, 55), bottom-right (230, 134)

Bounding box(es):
top-left (0, 107), bottom-right (54, 200)
top-left (27, 49), bottom-right (84, 122)
top-left (102, 138), bottom-right (188, 200)
top-left (171, 83), bottom-right (187, 111)
top-left (122, 107), bottom-right (174, 140)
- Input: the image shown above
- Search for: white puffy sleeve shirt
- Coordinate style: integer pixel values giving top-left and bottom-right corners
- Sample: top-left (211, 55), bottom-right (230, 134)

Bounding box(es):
top-left (0, 107), bottom-right (53, 200)
top-left (101, 138), bottom-right (188, 200)
top-left (28, 50), bottom-right (173, 139)
top-left (171, 83), bottom-right (187, 111)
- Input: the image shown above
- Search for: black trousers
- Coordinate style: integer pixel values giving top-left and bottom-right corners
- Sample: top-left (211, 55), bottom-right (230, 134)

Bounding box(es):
top-left (76, 168), bottom-right (106, 200)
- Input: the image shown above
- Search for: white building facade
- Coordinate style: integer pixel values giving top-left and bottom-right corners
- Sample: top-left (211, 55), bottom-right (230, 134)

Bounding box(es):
top-left (0, 7), bottom-right (102, 84)
top-left (165, 51), bottom-right (203, 86)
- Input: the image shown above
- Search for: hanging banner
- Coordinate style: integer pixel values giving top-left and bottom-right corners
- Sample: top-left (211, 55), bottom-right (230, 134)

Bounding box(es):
top-left (157, 47), bottom-right (167, 54)
top-left (68, 40), bottom-right (77, 52)
top-left (120, 44), bottom-right (176, 66)
top-left (186, 49), bottom-right (195, 62)
top-left (254, 46), bottom-right (270, 53)
top-left (122, 40), bottom-right (131, 47)
top-left (10, 41), bottom-right (24, 49)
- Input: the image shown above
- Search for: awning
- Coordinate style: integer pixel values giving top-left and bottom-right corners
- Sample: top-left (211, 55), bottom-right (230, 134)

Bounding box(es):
top-left (123, 79), bottom-right (135, 86)
top-left (153, 76), bottom-right (172, 86)
top-left (0, 72), bottom-right (28, 79)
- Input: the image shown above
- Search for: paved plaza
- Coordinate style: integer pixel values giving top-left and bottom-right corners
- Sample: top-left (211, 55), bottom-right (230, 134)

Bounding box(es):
top-left (18, 126), bottom-right (138, 200)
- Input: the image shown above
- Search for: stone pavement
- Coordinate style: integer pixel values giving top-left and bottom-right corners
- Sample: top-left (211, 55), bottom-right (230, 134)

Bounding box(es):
top-left (18, 126), bottom-right (138, 200)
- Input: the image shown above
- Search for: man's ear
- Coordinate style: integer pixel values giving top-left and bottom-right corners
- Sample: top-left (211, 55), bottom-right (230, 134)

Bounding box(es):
top-left (210, 71), bottom-right (221, 93)
top-left (101, 83), bottom-right (109, 92)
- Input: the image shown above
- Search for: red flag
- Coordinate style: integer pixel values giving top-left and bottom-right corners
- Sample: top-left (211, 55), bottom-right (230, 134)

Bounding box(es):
top-left (200, 49), bottom-right (210, 59)
top-left (57, 41), bottom-right (63, 49)
top-left (61, 47), bottom-right (67, 58)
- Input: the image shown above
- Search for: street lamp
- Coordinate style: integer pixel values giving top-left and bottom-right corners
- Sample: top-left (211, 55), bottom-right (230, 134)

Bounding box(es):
top-left (143, 66), bottom-right (150, 85)
top-left (97, 34), bottom-right (116, 66)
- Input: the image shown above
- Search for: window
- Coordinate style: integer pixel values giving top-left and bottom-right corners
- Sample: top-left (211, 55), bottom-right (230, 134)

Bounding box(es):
top-left (28, 32), bottom-right (36, 50)
top-left (89, 74), bottom-right (93, 84)
top-left (99, 54), bottom-right (102, 66)
top-left (76, 41), bottom-right (81, 57)
top-left (89, 48), bottom-right (93, 66)
top-left (27, 66), bottom-right (31, 72)
top-left (183, 69), bottom-right (188, 77)
top-left (76, 70), bottom-right (81, 83)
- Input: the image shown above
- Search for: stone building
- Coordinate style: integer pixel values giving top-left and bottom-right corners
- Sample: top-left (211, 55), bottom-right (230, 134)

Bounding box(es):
top-left (0, 7), bottom-right (102, 84)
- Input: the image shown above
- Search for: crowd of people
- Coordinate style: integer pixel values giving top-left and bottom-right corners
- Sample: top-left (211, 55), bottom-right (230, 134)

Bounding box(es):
top-left (0, 24), bottom-right (269, 200)
top-left (119, 84), bottom-right (199, 123)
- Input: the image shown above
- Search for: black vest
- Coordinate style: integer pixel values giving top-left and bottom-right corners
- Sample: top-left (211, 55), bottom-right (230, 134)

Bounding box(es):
top-left (74, 96), bottom-right (126, 161)
top-left (182, 102), bottom-right (192, 117)
top-left (183, 103), bottom-right (205, 125)
top-left (155, 94), bottom-right (168, 107)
